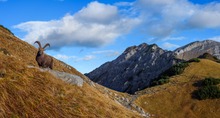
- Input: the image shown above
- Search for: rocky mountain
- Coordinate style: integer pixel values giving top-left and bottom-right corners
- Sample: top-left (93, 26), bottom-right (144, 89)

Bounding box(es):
top-left (174, 40), bottom-right (220, 60)
top-left (86, 43), bottom-right (180, 94)
top-left (86, 40), bottom-right (220, 94)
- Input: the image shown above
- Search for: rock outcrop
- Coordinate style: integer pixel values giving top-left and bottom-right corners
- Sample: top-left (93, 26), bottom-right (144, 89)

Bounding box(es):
top-left (27, 66), bottom-right (84, 87)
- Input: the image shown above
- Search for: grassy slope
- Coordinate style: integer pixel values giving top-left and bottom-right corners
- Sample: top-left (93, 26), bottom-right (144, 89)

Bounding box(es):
top-left (135, 59), bottom-right (220, 118)
top-left (0, 26), bottom-right (83, 77)
top-left (0, 26), bottom-right (141, 117)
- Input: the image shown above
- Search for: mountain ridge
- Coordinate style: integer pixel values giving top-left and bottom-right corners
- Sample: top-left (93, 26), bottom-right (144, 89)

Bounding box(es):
top-left (86, 40), bottom-right (220, 94)
top-left (174, 40), bottom-right (220, 60)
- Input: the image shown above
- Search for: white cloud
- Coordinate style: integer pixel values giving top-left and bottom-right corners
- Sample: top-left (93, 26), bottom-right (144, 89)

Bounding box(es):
top-left (54, 50), bottom-right (119, 63)
top-left (106, 51), bottom-right (119, 57)
top-left (92, 50), bottom-right (117, 54)
top-left (114, 2), bottom-right (133, 7)
top-left (134, 0), bottom-right (220, 39)
top-left (54, 54), bottom-right (76, 60)
top-left (75, 55), bottom-right (96, 62)
top-left (14, 0), bottom-right (220, 46)
top-left (83, 55), bottom-right (96, 61)
top-left (209, 36), bottom-right (220, 42)
top-left (163, 36), bottom-right (185, 41)
top-left (188, 9), bottom-right (220, 28)
top-left (162, 42), bottom-right (180, 50)
top-left (92, 50), bottom-right (119, 57)
top-left (75, 1), bottom-right (118, 24)
top-left (54, 54), bottom-right (95, 62)
top-left (14, 1), bottom-right (141, 50)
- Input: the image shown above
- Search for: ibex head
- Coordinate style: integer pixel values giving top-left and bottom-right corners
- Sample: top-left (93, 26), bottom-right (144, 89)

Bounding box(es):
top-left (34, 41), bottom-right (50, 55)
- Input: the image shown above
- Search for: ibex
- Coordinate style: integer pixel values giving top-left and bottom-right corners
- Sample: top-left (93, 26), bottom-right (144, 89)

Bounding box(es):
top-left (34, 41), bottom-right (53, 69)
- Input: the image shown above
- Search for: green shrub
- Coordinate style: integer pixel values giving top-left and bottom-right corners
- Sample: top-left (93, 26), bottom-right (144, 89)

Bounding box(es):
top-left (160, 75), bottom-right (169, 80)
top-left (193, 77), bottom-right (220, 100)
top-left (188, 58), bottom-right (200, 63)
top-left (203, 77), bottom-right (220, 86)
top-left (158, 79), bottom-right (169, 84)
top-left (151, 78), bottom-right (169, 86)
top-left (194, 85), bottom-right (220, 100)
top-left (198, 53), bottom-right (220, 62)
top-left (150, 62), bottom-right (189, 87)
top-left (165, 62), bottom-right (189, 76)
top-left (213, 56), bottom-right (218, 60)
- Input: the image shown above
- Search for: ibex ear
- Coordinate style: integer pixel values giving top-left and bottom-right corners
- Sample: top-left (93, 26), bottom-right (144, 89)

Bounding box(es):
top-left (43, 43), bottom-right (50, 49)
top-left (34, 41), bottom-right (42, 48)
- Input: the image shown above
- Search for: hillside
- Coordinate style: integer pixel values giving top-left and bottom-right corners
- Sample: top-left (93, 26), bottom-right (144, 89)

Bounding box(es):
top-left (0, 25), bottom-right (141, 117)
top-left (134, 59), bottom-right (220, 118)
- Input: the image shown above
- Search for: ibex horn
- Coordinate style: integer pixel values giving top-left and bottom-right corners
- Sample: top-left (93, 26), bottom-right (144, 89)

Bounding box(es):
top-left (43, 43), bottom-right (50, 49)
top-left (34, 41), bottom-right (42, 48)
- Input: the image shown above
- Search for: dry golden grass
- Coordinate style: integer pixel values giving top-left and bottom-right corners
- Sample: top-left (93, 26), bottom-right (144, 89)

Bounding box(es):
top-left (0, 26), bottom-right (141, 117)
top-left (135, 59), bottom-right (220, 118)
top-left (0, 25), bottom-right (84, 78)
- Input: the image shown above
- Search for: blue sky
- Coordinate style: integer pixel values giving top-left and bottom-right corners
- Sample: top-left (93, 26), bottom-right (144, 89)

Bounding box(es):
top-left (1, 0), bottom-right (220, 73)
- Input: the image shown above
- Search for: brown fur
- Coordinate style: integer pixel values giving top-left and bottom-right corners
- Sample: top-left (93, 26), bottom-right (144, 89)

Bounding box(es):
top-left (35, 41), bottom-right (53, 69)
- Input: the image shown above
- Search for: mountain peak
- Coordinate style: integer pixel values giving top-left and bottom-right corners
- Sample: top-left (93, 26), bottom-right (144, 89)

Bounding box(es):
top-left (138, 43), bottom-right (148, 48)
top-left (86, 42), bottom-right (175, 94)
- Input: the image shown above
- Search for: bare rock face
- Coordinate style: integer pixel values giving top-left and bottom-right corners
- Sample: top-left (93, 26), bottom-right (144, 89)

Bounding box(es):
top-left (174, 40), bottom-right (220, 60)
top-left (86, 43), bottom-right (179, 94)
top-left (86, 40), bottom-right (220, 94)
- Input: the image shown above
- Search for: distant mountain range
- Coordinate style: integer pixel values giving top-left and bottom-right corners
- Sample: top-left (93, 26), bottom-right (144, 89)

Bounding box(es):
top-left (85, 40), bottom-right (220, 94)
